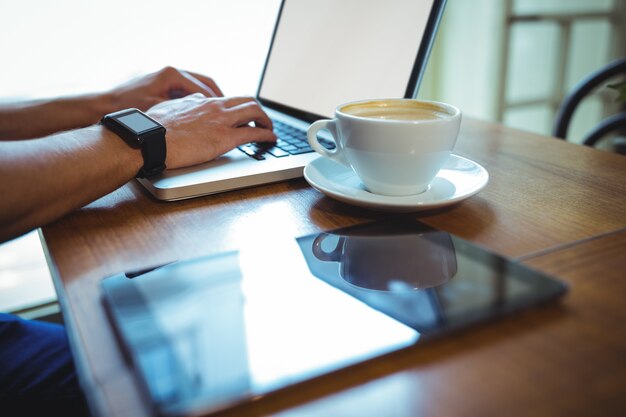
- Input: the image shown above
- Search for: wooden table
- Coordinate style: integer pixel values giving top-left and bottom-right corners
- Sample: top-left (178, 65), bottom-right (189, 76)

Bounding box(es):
top-left (41, 118), bottom-right (626, 417)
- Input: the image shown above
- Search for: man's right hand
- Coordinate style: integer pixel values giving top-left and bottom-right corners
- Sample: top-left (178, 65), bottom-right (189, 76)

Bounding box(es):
top-left (147, 93), bottom-right (276, 169)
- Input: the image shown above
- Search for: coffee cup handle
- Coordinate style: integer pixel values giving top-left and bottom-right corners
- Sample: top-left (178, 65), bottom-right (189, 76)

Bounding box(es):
top-left (312, 233), bottom-right (345, 262)
top-left (307, 119), bottom-right (350, 167)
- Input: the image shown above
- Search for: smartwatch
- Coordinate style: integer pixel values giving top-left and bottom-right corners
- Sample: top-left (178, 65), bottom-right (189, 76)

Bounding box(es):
top-left (101, 108), bottom-right (166, 178)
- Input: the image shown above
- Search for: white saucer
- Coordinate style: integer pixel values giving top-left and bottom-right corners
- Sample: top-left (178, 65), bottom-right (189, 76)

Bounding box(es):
top-left (303, 154), bottom-right (489, 212)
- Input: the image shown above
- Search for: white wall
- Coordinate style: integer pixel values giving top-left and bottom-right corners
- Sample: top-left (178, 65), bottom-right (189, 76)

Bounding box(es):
top-left (0, 0), bottom-right (281, 100)
top-left (418, 0), bottom-right (506, 122)
top-left (420, 0), bottom-right (623, 144)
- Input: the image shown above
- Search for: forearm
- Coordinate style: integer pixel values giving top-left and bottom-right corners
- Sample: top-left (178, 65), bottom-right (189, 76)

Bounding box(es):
top-left (0, 125), bottom-right (142, 242)
top-left (0, 93), bottom-right (116, 140)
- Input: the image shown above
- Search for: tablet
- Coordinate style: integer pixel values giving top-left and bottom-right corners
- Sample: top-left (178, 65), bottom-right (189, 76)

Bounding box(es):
top-left (101, 218), bottom-right (567, 416)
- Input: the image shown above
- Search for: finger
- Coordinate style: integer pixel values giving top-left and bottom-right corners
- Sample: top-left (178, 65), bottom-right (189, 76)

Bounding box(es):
top-left (208, 126), bottom-right (275, 160)
top-left (169, 91), bottom-right (207, 105)
top-left (231, 126), bottom-right (277, 145)
top-left (169, 68), bottom-right (219, 97)
top-left (185, 71), bottom-right (224, 97)
top-left (221, 96), bottom-right (258, 108)
top-left (226, 101), bottom-right (273, 130)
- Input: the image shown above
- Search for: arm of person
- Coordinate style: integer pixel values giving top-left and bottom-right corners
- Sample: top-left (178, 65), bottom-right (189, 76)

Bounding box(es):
top-left (0, 93), bottom-right (275, 243)
top-left (0, 66), bottom-right (223, 140)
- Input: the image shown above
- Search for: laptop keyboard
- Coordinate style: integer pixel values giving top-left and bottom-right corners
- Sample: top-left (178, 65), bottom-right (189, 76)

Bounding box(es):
top-left (237, 119), bottom-right (335, 161)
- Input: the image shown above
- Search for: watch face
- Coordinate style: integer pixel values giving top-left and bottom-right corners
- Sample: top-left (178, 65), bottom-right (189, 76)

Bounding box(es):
top-left (117, 112), bottom-right (161, 134)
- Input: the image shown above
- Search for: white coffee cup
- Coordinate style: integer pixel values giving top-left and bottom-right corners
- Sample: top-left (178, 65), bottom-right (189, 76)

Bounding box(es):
top-left (307, 98), bottom-right (462, 196)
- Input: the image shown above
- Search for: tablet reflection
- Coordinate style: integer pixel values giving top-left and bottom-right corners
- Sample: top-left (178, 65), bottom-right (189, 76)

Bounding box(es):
top-left (312, 227), bottom-right (457, 292)
top-left (299, 219), bottom-right (459, 332)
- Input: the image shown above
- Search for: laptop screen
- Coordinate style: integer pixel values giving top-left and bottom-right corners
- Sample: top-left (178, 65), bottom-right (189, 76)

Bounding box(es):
top-left (258, 0), bottom-right (441, 120)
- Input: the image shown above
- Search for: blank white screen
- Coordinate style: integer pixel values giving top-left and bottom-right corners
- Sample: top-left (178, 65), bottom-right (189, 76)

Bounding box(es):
top-left (259, 0), bottom-right (435, 118)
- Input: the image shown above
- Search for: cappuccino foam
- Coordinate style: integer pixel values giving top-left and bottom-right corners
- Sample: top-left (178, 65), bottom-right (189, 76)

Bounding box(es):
top-left (341, 100), bottom-right (452, 121)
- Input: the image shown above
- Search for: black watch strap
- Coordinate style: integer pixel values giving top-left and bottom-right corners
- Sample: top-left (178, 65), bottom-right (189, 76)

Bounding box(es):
top-left (100, 108), bottom-right (167, 178)
top-left (138, 129), bottom-right (167, 178)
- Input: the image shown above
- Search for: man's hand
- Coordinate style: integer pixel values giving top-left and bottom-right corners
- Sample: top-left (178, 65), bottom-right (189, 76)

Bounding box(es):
top-left (106, 66), bottom-right (224, 112)
top-left (148, 93), bottom-right (276, 169)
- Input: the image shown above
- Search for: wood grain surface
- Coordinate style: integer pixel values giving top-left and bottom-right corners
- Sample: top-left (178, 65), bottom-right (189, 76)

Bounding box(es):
top-left (41, 118), bottom-right (626, 417)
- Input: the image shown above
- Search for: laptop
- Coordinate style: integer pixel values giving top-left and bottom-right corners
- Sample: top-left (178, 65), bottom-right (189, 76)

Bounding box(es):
top-left (101, 218), bottom-right (567, 416)
top-left (137, 0), bottom-right (447, 201)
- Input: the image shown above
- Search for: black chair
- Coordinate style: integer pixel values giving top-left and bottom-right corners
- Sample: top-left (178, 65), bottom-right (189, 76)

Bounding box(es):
top-left (553, 57), bottom-right (626, 148)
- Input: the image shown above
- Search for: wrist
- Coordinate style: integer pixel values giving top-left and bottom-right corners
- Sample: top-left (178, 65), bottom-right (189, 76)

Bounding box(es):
top-left (52, 93), bottom-right (119, 128)
top-left (92, 124), bottom-right (144, 177)
top-left (87, 92), bottom-right (119, 119)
